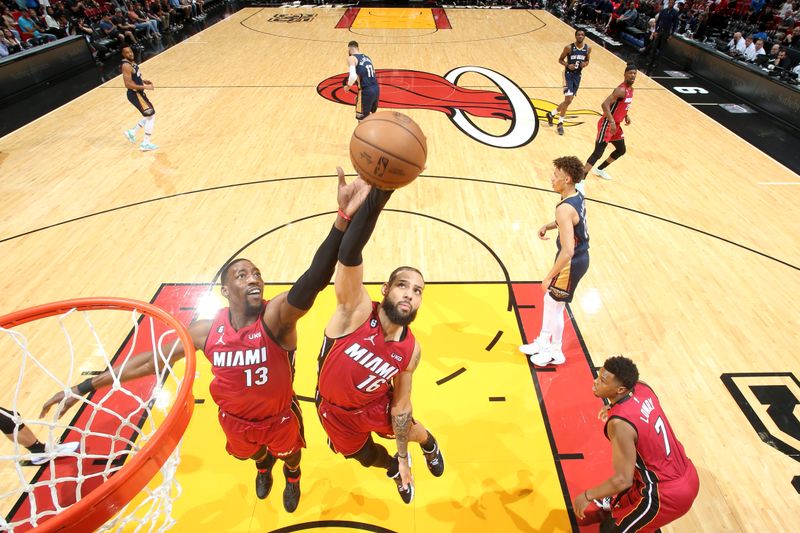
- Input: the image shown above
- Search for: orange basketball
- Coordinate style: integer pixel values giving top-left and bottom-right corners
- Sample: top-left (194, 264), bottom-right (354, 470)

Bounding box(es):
top-left (349, 111), bottom-right (427, 190)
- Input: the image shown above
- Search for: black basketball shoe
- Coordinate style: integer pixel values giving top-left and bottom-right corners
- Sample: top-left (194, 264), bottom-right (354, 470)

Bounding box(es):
top-left (255, 455), bottom-right (276, 500)
top-left (422, 441), bottom-right (444, 477)
top-left (557, 122), bottom-right (564, 136)
top-left (387, 455), bottom-right (414, 504)
top-left (283, 466), bottom-right (301, 513)
top-left (547, 111), bottom-right (554, 127)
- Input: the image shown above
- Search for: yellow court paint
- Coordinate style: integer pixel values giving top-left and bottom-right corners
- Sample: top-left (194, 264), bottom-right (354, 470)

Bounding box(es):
top-left (170, 283), bottom-right (569, 532)
top-left (352, 8), bottom-right (436, 30)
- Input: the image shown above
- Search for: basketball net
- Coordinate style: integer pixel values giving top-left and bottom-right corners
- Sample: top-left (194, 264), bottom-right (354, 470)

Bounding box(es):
top-left (0, 299), bottom-right (195, 532)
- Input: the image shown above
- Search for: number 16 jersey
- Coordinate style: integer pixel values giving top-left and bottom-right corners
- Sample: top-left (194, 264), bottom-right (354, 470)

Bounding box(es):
top-left (203, 300), bottom-right (294, 421)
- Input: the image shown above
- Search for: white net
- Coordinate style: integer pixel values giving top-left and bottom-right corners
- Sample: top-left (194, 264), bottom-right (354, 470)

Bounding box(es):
top-left (0, 302), bottom-right (194, 532)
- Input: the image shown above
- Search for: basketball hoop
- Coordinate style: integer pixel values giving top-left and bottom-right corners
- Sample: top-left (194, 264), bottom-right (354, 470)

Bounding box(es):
top-left (0, 298), bottom-right (196, 532)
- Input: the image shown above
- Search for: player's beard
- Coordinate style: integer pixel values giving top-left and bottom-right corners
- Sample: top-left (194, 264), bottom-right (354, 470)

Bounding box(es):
top-left (381, 296), bottom-right (417, 327)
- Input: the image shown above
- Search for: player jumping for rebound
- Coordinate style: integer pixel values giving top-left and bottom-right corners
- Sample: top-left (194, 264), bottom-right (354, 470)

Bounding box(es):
top-left (41, 170), bottom-right (371, 513)
top-left (315, 187), bottom-right (445, 504)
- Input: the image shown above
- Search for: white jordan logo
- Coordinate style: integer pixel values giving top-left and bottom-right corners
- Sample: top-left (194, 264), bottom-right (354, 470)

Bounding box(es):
top-left (280, 416), bottom-right (290, 423)
top-left (364, 333), bottom-right (378, 345)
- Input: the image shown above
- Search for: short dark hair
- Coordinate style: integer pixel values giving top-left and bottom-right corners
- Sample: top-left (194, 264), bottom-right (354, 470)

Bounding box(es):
top-left (603, 356), bottom-right (639, 390)
top-left (575, 29), bottom-right (585, 36)
top-left (220, 258), bottom-right (253, 286)
top-left (347, 40), bottom-right (359, 49)
top-left (625, 63), bottom-right (638, 72)
top-left (553, 156), bottom-right (585, 184)
top-left (387, 266), bottom-right (424, 287)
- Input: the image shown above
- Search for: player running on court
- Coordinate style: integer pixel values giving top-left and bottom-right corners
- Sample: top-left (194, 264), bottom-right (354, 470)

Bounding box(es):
top-left (583, 64), bottom-right (636, 181)
top-left (315, 187), bottom-right (444, 504)
top-left (546, 29), bottom-right (591, 136)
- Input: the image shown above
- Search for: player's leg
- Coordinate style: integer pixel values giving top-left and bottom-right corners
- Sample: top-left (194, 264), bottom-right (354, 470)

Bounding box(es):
top-left (139, 94), bottom-right (157, 151)
top-left (2, 407), bottom-right (79, 464)
top-left (251, 445), bottom-right (277, 500)
top-left (585, 123), bottom-right (610, 178)
top-left (355, 88), bottom-right (365, 120)
top-left (218, 410), bottom-right (274, 500)
top-left (407, 420), bottom-right (444, 477)
top-left (345, 435), bottom-right (394, 469)
top-left (595, 139), bottom-right (626, 180)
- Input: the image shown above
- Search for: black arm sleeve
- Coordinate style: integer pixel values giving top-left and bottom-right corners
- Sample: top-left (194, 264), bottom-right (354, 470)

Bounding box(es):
top-left (338, 188), bottom-right (394, 267)
top-left (286, 224), bottom-right (346, 311)
top-left (0, 407), bottom-right (20, 434)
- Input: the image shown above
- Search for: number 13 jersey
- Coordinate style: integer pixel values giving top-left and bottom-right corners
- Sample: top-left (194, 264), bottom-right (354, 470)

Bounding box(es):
top-left (203, 300), bottom-right (294, 421)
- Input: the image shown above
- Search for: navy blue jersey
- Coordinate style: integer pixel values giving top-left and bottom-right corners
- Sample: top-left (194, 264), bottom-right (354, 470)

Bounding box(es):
top-left (566, 43), bottom-right (589, 73)
top-left (123, 59), bottom-right (144, 88)
top-left (353, 53), bottom-right (377, 88)
top-left (556, 192), bottom-right (589, 257)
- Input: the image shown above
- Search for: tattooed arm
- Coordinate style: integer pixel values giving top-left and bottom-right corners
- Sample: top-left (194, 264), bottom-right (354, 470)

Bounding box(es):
top-left (390, 342), bottom-right (421, 488)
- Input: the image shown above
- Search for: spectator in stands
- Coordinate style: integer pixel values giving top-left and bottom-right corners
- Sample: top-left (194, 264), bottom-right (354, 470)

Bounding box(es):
top-left (99, 13), bottom-right (138, 48)
top-left (64, 0), bottom-right (86, 20)
top-left (641, 16), bottom-right (657, 52)
top-left (646, 0), bottom-right (680, 69)
top-left (2, 27), bottom-right (25, 53)
top-left (779, 0), bottom-right (794, 18)
top-left (728, 31), bottom-right (746, 55)
top-left (767, 43), bottom-right (781, 60)
top-left (113, 10), bottom-right (145, 43)
top-left (747, 38), bottom-right (766, 61)
top-left (608, 1), bottom-right (639, 36)
top-left (784, 27), bottom-right (800, 49)
top-left (17, 8), bottom-right (57, 45)
top-left (42, 6), bottom-right (66, 38)
top-left (147, 0), bottom-right (172, 33)
top-left (169, 0), bottom-right (192, 23)
top-left (127, 2), bottom-right (160, 39)
top-left (771, 47), bottom-right (793, 69)
top-left (742, 34), bottom-right (756, 59)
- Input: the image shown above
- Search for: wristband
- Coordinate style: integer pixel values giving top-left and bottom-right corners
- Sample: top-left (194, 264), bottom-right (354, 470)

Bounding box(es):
top-left (337, 209), bottom-right (352, 221)
top-left (76, 378), bottom-right (96, 395)
top-left (397, 452), bottom-right (408, 459)
top-left (584, 490), bottom-right (591, 501)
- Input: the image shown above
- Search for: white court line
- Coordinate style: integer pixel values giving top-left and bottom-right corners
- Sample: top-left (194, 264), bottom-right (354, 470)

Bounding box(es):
top-left (757, 182), bottom-right (800, 185)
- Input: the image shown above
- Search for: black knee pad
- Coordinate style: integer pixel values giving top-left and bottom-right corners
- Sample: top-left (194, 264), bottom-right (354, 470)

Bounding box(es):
top-left (143, 108), bottom-right (155, 117)
top-left (0, 408), bottom-right (21, 434)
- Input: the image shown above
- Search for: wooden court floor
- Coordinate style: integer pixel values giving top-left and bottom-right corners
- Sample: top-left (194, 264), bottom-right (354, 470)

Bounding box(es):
top-left (1, 7), bottom-right (799, 532)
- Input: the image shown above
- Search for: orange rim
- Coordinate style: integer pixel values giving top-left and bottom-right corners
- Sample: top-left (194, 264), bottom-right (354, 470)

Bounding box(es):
top-left (0, 297), bottom-right (196, 532)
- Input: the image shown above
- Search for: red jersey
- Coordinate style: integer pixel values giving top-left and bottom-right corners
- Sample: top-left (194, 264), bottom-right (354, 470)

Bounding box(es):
top-left (609, 82), bottom-right (633, 123)
top-left (605, 382), bottom-right (691, 485)
top-left (317, 302), bottom-right (415, 410)
top-left (203, 301), bottom-right (294, 421)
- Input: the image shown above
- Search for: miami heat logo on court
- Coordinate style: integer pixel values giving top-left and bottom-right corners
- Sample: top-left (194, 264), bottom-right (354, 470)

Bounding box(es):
top-left (317, 67), bottom-right (600, 149)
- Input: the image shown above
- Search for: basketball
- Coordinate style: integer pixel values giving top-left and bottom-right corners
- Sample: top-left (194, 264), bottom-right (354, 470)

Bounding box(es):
top-left (349, 111), bottom-right (427, 190)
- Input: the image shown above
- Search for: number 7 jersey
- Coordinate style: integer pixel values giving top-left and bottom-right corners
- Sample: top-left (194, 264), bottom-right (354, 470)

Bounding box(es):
top-left (203, 300), bottom-right (295, 421)
top-left (605, 382), bottom-right (692, 484)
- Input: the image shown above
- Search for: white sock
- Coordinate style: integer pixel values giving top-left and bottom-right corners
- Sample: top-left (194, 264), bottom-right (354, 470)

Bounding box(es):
top-left (558, 115), bottom-right (564, 123)
top-left (539, 293), bottom-right (565, 344)
top-left (143, 115), bottom-right (155, 143)
top-left (132, 118), bottom-right (146, 132)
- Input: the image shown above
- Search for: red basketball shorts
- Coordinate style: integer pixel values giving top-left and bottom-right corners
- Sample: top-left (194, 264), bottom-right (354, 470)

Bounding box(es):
top-left (317, 396), bottom-right (394, 456)
top-left (579, 459), bottom-right (700, 532)
top-left (597, 118), bottom-right (624, 143)
top-left (217, 400), bottom-right (305, 459)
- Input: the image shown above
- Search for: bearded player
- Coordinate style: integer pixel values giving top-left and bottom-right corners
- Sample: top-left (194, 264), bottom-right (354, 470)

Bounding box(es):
top-left (41, 169), bottom-right (371, 513)
top-left (315, 188), bottom-right (444, 504)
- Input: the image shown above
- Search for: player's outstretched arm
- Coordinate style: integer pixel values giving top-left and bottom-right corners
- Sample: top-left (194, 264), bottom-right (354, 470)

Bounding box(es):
top-left (265, 169), bottom-right (370, 348)
top-left (325, 186), bottom-right (394, 338)
top-left (390, 343), bottom-right (420, 488)
top-left (40, 320), bottom-right (211, 419)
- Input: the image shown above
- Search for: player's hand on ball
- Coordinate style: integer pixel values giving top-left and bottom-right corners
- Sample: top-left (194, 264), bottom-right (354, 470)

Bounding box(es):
top-left (336, 166), bottom-right (371, 218)
top-left (538, 225), bottom-right (550, 240)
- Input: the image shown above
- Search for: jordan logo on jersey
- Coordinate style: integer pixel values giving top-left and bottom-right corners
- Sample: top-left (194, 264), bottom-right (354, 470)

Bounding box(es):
top-left (364, 333), bottom-right (378, 345)
top-left (215, 325), bottom-right (225, 345)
